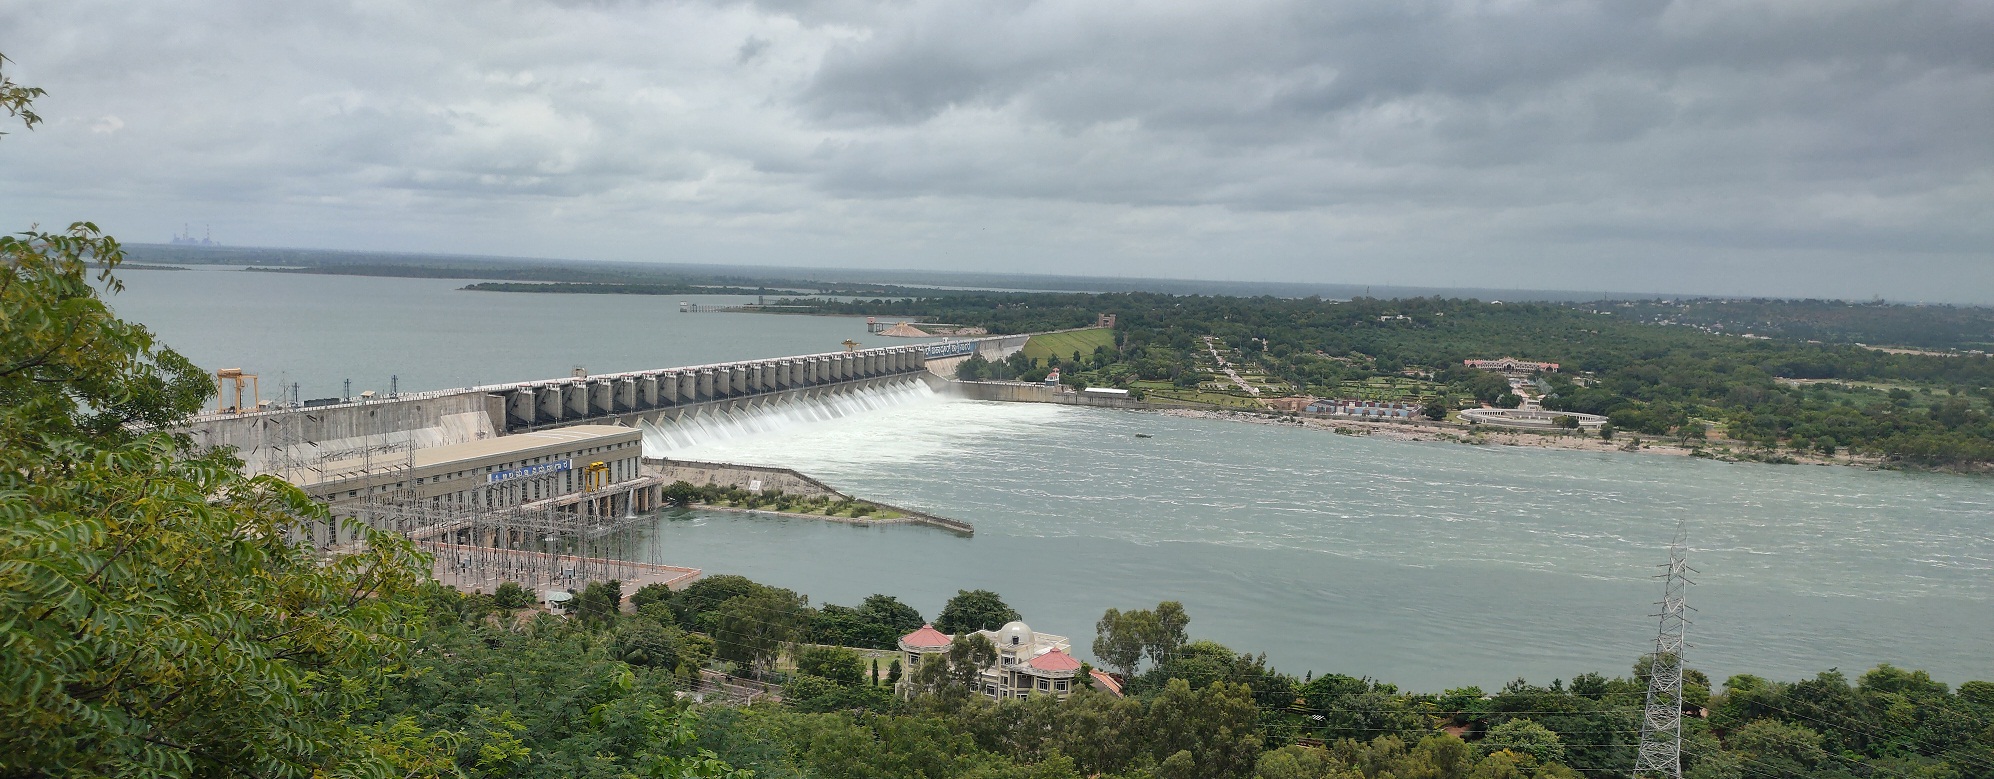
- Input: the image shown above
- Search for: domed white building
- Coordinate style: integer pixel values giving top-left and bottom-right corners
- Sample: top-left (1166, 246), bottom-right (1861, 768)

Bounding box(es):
top-left (897, 619), bottom-right (1087, 700)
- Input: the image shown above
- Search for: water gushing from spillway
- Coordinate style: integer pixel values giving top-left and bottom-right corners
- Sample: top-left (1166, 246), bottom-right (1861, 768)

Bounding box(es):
top-left (638, 377), bottom-right (944, 457)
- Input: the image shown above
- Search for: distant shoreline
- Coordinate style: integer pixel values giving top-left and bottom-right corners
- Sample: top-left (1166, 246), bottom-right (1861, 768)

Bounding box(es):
top-left (1149, 407), bottom-right (1985, 474)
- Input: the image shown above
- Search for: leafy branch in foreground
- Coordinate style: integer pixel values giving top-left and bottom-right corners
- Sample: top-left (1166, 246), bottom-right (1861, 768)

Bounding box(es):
top-left (1, 224), bottom-right (432, 775)
top-left (1, 53), bottom-right (45, 136)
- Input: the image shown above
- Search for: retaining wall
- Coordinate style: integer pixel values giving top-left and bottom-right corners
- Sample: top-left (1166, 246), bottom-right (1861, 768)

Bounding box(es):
top-left (181, 392), bottom-right (504, 477)
top-left (645, 459), bottom-right (848, 499)
top-left (642, 458), bottom-right (973, 535)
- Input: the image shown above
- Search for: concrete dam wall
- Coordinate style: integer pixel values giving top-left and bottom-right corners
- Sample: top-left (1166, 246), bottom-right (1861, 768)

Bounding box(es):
top-left (182, 345), bottom-right (927, 477)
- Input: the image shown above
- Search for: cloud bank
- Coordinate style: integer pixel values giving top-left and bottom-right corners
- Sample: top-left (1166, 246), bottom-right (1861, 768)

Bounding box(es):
top-left (2, 0), bottom-right (1990, 300)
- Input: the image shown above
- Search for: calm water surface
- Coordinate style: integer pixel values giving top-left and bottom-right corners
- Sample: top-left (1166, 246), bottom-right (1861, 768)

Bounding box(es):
top-left (109, 266), bottom-right (932, 399)
top-left (110, 269), bottom-right (1994, 690)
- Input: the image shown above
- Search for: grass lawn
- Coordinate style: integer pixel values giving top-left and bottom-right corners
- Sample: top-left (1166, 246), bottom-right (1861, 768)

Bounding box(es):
top-left (1130, 381), bottom-right (1267, 408)
top-left (1021, 328), bottom-right (1116, 363)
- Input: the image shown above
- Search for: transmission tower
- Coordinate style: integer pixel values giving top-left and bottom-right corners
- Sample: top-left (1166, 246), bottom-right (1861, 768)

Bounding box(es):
top-left (1635, 526), bottom-right (1695, 779)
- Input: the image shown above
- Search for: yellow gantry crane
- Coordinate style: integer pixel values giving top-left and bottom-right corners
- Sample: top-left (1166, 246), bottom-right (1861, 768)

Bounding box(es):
top-left (581, 460), bottom-right (610, 492)
top-left (215, 368), bottom-right (259, 414)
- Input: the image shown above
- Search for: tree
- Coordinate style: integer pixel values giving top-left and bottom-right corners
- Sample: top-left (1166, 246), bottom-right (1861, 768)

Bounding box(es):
top-left (610, 621), bottom-right (692, 669)
top-left (911, 633), bottom-right (999, 698)
top-left (668, 574), bottom-right (768, 631)
top-left (794, 645), bottom-right (865, 686)
top-left (663, 480), bottom-right (700, 507)
top-left (0, 67), bottom-right (432, 775)
top-left (1093, 608), bottom-right (1146, 680)
top-left (1423, 397), bottom-right (1450, 421)
top-left (935, 589), bottom-right (1021, 634)
top-left (712, 589), bottom-right (805, 677)
top-left (1727, 719), bottom-right (1829, 777)
top-left (1143, 679), bottom-right (1263, 778)
top-left (493, 581), bottom-right (533, 610)
top-left (1146, 601), bottom-right (1191, 666)
top-left (859, 593), bottom-right (926, 634)
top-left (572, 579), bottom-right (624, 629)
top-left (1481, 718), bottom-right (1567, 766)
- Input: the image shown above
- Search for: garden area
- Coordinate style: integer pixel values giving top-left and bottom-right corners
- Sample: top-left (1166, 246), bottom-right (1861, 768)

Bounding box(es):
top-left (661, 481), bottom-right (903, 520)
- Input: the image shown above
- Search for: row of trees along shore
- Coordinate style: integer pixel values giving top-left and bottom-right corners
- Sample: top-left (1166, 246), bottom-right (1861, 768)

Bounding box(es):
top-left (787, 293), bottom-right (1994, 469)
top-left (6, 55), bottom-right (1994, 778)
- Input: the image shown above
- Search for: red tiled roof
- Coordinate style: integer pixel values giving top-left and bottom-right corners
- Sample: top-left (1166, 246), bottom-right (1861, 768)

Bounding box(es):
top-left (1028, 649), bottom-right (1083, 671)
top-left (900, 623), bottom-right (952, 648)
top-left (1089, 669), bottom-right (1123, 697)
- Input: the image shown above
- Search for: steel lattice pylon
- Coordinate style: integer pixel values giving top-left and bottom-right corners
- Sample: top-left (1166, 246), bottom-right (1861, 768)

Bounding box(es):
top-left (1635, 527), bottom-right (1696, 779)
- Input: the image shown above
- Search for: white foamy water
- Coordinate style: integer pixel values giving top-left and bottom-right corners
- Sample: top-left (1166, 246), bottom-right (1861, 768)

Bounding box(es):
top-left (640, 378), bottom-right (943, 455)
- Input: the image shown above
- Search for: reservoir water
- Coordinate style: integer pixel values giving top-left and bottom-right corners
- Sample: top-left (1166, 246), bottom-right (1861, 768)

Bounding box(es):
top-left (112, 267), bottom-right (1994, 691)
top-left (107, 266), bottom-right (930, 400)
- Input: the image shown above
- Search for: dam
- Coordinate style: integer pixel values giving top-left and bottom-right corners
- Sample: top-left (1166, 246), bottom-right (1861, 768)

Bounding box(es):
top-left (183, 344), bottom-right (934, 478)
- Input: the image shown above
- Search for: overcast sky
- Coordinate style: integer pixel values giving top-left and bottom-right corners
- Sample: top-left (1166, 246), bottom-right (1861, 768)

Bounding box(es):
top-left (3, 1), bottom-right (1990, 301)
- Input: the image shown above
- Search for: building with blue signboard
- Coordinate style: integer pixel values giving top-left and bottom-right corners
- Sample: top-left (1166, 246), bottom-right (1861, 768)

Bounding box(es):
top-left (298, 424), bottom-right (644, 547)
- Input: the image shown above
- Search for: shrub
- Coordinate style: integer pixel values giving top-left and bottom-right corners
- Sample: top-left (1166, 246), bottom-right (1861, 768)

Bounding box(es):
top-left (492, 581), bottom-right (534, 610)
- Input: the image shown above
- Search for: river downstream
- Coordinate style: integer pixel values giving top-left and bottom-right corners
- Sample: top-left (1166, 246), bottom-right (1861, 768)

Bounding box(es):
top-left (651, 394), bottom-right (1993, 691)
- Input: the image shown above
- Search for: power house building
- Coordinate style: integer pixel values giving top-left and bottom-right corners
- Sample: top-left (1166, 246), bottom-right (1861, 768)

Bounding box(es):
top-left (295, 424), bottom-right (645, 547)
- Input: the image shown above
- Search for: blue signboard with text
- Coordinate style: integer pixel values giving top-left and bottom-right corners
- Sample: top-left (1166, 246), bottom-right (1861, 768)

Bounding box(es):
top-left (488, 459), bottom-right (573, 484)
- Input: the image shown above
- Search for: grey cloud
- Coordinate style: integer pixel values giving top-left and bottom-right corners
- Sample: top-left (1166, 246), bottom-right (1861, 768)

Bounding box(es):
top-left (0, 0), bottom-right (1989, 302)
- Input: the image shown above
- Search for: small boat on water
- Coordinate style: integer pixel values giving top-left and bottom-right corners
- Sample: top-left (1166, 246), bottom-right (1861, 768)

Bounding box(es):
top-left (1134, 433), bottom-right (1152, 438)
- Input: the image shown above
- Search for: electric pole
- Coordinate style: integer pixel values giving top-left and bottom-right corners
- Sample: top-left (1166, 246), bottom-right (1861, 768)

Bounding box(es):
top-left (1635, 526), bottom-right (1695, 779)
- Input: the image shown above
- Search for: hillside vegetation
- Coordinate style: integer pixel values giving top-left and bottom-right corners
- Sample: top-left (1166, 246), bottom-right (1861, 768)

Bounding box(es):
top-left (791, 293), bottom-right (1994, 469)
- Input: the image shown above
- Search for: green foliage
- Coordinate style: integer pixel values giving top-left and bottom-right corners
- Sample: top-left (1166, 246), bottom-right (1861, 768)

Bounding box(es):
top-left (493, 580), bottom-right (534, 610)
top-left (936, 588), bottom-right (1022, 634)
top-left (573, 579), bottom-right (624, 630)
top-left (912, 633), bottom-right (1001, 699)
top-left (1020, 328), bottom-right (1117, 364)
top-left (663, 480), bottom-right (701, 506)
top-left (794, 646), bottom-right (866, 686)
top-left (1093, 607), bottom-right (1148, 680)
top-left (610, 620), bottom-right (706, 671)
top-left (1254, 733), bottom-right (1554, 779)
top-left (1, 52), bottom-right (45, 136)
top-left (1481, 718), bottom-right (1567, 766)
top-left (712, 588), bottom-right (807, 677)
top-left (667, 574), bottom-right (768, 632)
top-left (1093, 602), bottom-right (1191, 680)
top-left (0, 214), bottom-right (432, 772)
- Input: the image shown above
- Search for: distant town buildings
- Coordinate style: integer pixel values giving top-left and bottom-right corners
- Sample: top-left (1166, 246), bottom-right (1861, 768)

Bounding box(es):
top-left (898, 621), bottom-right (1115, 701)
top-left (1306, 399), bottom-right (1421, 419)
top-left (1267, 396), bottom-right (1423, 419)
top-left (1463, 357), bottom-right (1560, 374)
